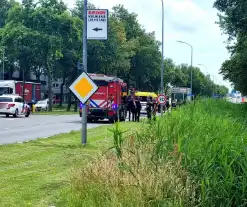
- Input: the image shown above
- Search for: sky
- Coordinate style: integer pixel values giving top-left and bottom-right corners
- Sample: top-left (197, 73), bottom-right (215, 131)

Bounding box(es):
top-left (63, 0), bottom-right (232, 90)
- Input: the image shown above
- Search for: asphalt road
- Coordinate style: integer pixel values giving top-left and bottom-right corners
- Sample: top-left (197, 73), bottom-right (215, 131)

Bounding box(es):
top-left (0, 114), bottom-right (110, 145)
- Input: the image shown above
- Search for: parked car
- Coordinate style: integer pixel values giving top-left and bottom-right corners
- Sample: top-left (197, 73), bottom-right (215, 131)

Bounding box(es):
top-left (34, 100), bottom-right (48, 111)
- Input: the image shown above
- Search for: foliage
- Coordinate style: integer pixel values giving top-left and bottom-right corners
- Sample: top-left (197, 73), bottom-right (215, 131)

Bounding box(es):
top-left (64, 99), bottom-right (247, 206)
top-left (214, 0), bottom-right (247, 94)
top-left (0, 0), bottom-right (227, 107)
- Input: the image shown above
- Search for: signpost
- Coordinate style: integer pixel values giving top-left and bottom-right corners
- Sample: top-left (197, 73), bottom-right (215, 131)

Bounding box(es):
top-left (157, 94), bottom-right (166, 104)
top-left (87, 9), bottom-right (108, 40)
top-left (69, 1), bottom-right (109, 145)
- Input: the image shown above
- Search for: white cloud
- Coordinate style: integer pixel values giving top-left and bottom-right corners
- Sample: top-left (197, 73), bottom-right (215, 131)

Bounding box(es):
top-left (63, 0), bottom-right (232, 89)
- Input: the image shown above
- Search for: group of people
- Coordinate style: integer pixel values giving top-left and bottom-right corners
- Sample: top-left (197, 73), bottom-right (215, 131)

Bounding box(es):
top-left (127, 96), bottom-right (142, 122)
top-left (126, 96), bottom-right (170, 122)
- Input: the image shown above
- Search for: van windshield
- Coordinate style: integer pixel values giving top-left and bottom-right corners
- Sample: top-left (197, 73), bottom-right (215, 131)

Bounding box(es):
top-left (0, 87), bottom-right (13, 95)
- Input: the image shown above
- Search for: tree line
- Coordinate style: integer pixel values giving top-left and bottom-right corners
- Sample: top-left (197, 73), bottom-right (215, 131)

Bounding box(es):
top-left (214, 0), bottom-right (247, 95)
top-left (0, 0), bottom-right (228, 111)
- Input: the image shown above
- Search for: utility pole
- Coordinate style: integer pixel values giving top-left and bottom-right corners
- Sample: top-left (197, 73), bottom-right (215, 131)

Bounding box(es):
top-left (81, 0), bottom-right (88, 145)
top-left (177, 41), bottom-right (193, 100)
top-left (160, 0), bottom-right (165, 115)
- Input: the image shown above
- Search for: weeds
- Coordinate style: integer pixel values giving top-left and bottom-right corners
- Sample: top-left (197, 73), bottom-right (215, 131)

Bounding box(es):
top-left (63, 99), bottom-right (247, 206)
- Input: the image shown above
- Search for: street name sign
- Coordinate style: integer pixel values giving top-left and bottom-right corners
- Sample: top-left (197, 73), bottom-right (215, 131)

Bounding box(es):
top-left (69, 72), bottom-right (98, 104)
top-left (157, 94), bottom-right (166, 104)
top-left (171, 87), bottom-right (188, 94)
top-left (87, 9), bottom-right (108, 40)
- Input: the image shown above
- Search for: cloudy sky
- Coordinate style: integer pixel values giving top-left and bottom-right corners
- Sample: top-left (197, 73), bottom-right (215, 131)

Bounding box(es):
top-left (63, 0), bottom-right (232, 89)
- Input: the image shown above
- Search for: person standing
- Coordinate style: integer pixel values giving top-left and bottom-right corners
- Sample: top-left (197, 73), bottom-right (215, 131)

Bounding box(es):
top-left (127, 96), bottom-right (132, 121)
top-left (131, 97), bottom-right (137, 121)
top-left (135, 96), bottom-right (141, 122)
top-left (152, 99), bottom-right (158, 121)
top-left (146, 97), bottom-right (153, 121)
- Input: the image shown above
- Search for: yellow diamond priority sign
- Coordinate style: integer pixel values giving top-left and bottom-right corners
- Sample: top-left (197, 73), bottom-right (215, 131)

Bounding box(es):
top-left (69, 72), bottom-right (98, 104)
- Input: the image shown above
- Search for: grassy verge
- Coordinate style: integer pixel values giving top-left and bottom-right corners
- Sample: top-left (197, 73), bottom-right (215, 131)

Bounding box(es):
top-left (63, 99), bottom-right (247, 206)
top-left (0, 122), bottom-right (141, 207)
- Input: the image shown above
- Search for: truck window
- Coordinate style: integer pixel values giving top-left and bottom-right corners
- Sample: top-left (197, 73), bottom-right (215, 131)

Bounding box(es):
top-left (0, 87), bottom-right (13, 95)
top-left (93, 80), bottom-right (108, 86)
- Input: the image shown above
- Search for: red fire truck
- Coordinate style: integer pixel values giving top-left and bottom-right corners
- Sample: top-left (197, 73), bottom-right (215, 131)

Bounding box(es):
top-left (79, 73), bottom-right (128, 123)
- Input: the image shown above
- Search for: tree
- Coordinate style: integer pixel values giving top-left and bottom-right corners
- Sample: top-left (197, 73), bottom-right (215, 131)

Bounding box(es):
top-left (214, 0), bottom-right (247, 94)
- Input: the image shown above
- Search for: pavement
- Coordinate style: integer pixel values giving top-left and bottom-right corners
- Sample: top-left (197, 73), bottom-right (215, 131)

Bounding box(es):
top-left (0, 114), bottom-right (110, 145)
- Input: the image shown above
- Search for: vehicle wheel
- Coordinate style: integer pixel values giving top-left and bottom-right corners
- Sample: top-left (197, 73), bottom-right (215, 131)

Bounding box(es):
top-left (25, 110), bottom-right (30, 117)
top-left (13, 109), bottom-right (18, 118)
top-left (6, 114), bottom-right (9, 118)
top-left (87, 118), bottom-right (92, 123)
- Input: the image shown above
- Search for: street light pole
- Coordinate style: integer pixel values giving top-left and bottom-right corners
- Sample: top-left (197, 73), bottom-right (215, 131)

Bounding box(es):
top-left (160, 0), bottom-right (165, 115)
top-left (0, 47), bottom-right (4, 80)
top-left (198, 63), bottom-right (208, 73)
top-left (198, 64), bottom-right (215, 97)
top-left (177, 41), bottom-right (193, 99)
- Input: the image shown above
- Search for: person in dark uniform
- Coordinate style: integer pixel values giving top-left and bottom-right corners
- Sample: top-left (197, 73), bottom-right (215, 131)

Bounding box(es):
top-left (146, 97), bottom-right (153, 121)
top-left (152, 99), bottom-right (158, 121)
top-left (135, 96), bottom-right (141, 122)
top-left (127, 96), bottom-right (132, 121)
top-left (166, 100), bottom-right (170, 111)
top-left (128, 96), bottom-right (137, 121)
top-left (131, 96), bottom-right (137, 121)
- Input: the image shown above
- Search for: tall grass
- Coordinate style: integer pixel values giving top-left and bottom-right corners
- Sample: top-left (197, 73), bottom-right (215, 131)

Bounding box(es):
top-left (62, 99), bottom-right (247, 206)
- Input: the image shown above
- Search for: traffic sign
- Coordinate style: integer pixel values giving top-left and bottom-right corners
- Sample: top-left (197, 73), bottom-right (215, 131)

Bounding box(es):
top-left (157, 94), bottom-right (166, 104)
top-left (87, 9), bottom-right (108, 40)
top-left (69, 72), bottom-right (98, 104)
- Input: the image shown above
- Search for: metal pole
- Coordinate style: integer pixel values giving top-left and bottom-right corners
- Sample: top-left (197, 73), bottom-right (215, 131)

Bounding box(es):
top-left (190, 46), bottom-right (193, 100)
top-left (81, 0), bottom-right (88, 145)
top-left (161, 0), bottom-right (164, 115)
top-left (2, 48), bottom-right (4, 80)
top-left (176, 41), bottom-right (193, 100)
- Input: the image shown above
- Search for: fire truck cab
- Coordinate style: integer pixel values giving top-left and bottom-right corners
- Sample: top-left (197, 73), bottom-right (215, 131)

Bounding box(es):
top-left (79, 73), bottom-right (128, 123)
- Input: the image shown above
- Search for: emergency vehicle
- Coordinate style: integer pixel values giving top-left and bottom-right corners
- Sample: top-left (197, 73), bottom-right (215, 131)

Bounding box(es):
top-left (79, 73), bottom-right (128, 123)
top-left (0, 94), bottom-right (31, 117)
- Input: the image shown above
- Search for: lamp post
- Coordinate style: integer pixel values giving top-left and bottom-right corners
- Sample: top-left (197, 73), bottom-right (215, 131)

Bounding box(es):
top-left (0, 47), bottom-right (4, 80)
top-left (198, 63), bottom-right (215, 97)
top-left (198, 63), bottom-right (208, 73)
top-left (177, 41), bottom-right (193, 99)
top-left (160, 0), bottom-right (165, 115)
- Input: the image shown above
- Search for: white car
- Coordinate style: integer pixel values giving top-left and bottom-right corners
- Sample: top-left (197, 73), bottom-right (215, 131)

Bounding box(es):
top-left (34, 100), bottom-right (48, 111)
top-left (0, 94), bottom-right (31, 118)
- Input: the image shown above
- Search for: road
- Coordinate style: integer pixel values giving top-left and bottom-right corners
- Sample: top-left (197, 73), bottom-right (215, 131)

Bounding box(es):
top-left (0, 114), bottom-right (110, 145)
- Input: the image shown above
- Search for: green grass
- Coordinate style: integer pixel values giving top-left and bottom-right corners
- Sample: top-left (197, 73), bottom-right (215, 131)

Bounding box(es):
top-left (63, 99), bottom-right (247, 206)
top-left (33, 110), bottom-right (78, 115)
top-left (0, 122), bottom-right (140, 207)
